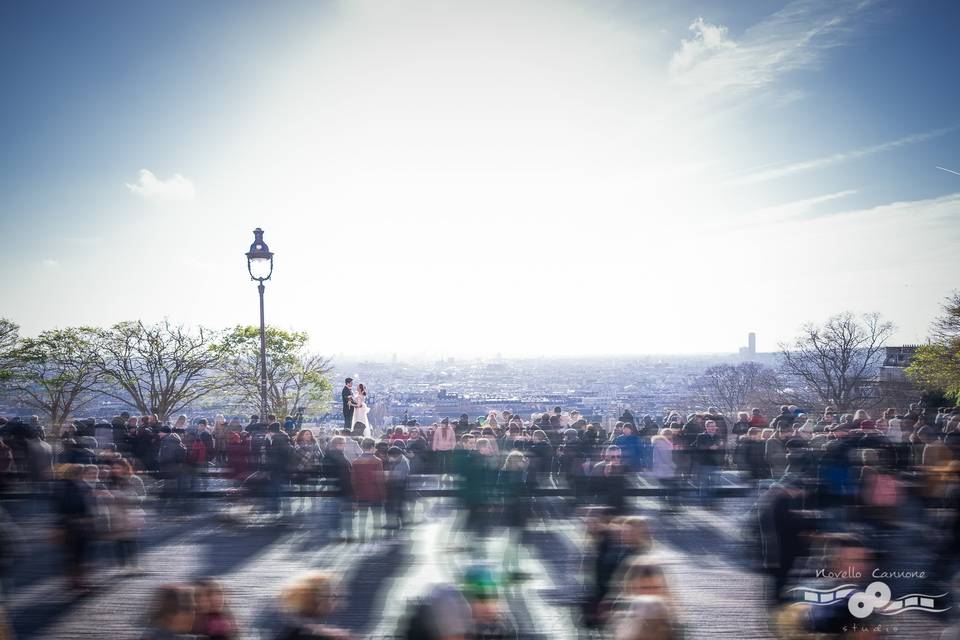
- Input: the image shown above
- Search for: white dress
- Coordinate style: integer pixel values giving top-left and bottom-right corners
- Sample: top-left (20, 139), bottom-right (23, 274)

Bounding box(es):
top-left (352, 392), bottom-right (370, 434)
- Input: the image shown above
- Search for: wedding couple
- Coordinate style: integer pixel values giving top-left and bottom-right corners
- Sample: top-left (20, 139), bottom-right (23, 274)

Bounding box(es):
top-left (341, 377), bottom-right (370, 436)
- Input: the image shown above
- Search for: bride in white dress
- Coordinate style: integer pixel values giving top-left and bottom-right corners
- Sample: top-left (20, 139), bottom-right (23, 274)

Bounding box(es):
top-left (351, 383), bottom-right (370, 436)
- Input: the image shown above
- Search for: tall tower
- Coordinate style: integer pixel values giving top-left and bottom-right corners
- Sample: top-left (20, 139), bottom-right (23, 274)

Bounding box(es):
top-left (748, 332), bottom-right (756, 356)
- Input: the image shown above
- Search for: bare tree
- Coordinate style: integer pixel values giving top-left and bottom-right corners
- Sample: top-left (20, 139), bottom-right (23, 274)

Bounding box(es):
top-left (217, 326), bottom-right (333, 418)
top-left (93, 320), bottom-right (224, 419)
top-left (780, 312), bottom-right (894, 412)
top-left (6, 327), bottom-right (106, 427)
top-left (694, 362), bottom-right (780, 414)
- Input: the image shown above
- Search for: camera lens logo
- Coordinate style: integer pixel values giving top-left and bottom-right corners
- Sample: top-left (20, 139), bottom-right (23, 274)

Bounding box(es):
top-left (848, 582), bottom-right (891, 618)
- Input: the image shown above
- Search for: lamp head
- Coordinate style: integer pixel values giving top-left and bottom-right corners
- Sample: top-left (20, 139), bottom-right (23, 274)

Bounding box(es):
top-left (246, 227), bottom-right (274, 281)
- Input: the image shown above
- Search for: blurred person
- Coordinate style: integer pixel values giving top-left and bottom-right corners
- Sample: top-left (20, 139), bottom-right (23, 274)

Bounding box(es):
top-left (497, 451), bottom-right (535, 581)
top-left (525, 429), bottom-right (552, 475)
top-left (650, 429), bottom-right (677, 510)
top-left (460, 564), bottom-right (514, 639)
top-left (192, 578), bottom-right (237, 640)
top-left (582, 507), bottom-right (618, 629)
top-left (857, 448), bottom-right (901, 528)
top-left (343, 433), bottom-right (362, 464)
top-left (276, 572), bottom-right (352, 639)
top-left (325, 436), bottom-right (353, 542)
top-left (226, 431), bottom-right (251, 483)
top-left (607, 595), bottom-right (676, 640)
top-left (213, 414), bottom-right (228, 464)
top-left (615, 423), bottom-right (644, 472)
top-left (385, 446), bottom-right (410, 533)
top-left (197, 419), bottom-right (214, 466)
top-left (694, 419), bottom-right (723, 506)
top-left (266, 431), bottom-right (296, 516)
top-left (106, 458), bottom-right (146, 574)
top-left (758, 476), bottom-right (811, 604)
top-left (351, 438), bottom-right (385, 543)
top-left (615, 557), bottom-right (672, 603)
top-left (732, 412), bottom-right (752, 437)
top-left (432, 418), bottom-right (457, 477)
top-left (52, 464), bottom-right (96, 593)
top-left (294, 429), bottom-right (323, 511)
top-left (0, 505), bottom-right (21, 639)
top-left (765, 426), bottom-right (788, 480)
top-left (591, 445), bottom-right (627, 515)
top-left (770, 406), bottom-right (796, 432)
top-left (405, 426), bottom-right (429, 474)
top-left (456, 436), bottom-right (497, 545)
top-left (782, 535), bottom-right (879, 638)
top-left (749, 408), bottom-right (768, 428)
top-left (173, 415), bottom-right (189, 432)
top-left (142, 584), bottom-right (196, 640)
top-left (400, 583), bottom-right (474, 640)
top-left (184, 431), bottom-right (208, 509)
top-left (157, 426), bottom-right (187, 514)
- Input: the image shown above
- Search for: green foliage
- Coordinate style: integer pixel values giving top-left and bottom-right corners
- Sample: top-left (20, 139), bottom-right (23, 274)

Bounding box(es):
top-left (0, 318), bottom-right (19, 380)
top-left (907, 292), bottom-right (960, 403)
top-left (217, 325), bottom-right (332, 417)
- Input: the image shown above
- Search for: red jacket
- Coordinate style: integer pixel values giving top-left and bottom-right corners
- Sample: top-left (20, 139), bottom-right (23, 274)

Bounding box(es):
top-left (351, 453), bottom-right (385, 503)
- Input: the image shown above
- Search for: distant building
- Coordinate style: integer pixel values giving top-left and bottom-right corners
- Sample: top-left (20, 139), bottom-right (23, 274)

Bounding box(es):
top-left (873, 345), bottom-right (921, 407)
top-left (738, 332), bottom-right (757, 360)
top-left (879, 345), bottom-right (919, 384)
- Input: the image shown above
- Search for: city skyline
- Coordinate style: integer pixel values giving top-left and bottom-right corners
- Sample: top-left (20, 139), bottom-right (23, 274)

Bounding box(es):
top-left (3, 1), bottom-right (959, 358)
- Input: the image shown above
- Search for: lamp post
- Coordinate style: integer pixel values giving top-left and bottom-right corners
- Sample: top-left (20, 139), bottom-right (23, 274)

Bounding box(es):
top-left (245, 228), bottom-right (274, 421)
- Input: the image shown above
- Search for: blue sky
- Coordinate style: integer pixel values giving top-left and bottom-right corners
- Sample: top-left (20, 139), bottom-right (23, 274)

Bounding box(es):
top-left (1, 0), bottom-right (958, 358)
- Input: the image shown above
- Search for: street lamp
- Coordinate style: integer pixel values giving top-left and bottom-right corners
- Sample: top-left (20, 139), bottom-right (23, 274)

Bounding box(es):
top-left (246, 228), bottom-right (274, 421)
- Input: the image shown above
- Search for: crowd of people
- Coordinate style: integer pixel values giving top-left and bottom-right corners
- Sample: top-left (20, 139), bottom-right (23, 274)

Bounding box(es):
top-left (2, 389), bottom-right (960, 638)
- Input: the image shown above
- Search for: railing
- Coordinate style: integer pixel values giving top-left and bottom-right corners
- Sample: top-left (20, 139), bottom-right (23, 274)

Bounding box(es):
top-left (0, 471), bottom-right (754, 500)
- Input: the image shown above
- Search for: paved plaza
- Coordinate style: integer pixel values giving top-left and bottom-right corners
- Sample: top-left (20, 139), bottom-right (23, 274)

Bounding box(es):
top-left (2, 489), bottom-right (949, 639)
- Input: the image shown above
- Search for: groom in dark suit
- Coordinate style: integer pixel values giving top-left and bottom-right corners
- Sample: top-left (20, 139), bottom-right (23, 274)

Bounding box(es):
top-left (342, 378), bottom-right (355, 432)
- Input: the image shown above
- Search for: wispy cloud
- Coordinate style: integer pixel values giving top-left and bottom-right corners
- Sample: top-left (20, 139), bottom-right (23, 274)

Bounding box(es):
top-left (41, 258), bottom-right (60, 268)
top-left (125, 169), bottom-right (195, 201)
top-left (726, 125), bottom-right (959, 186)
top-left (800, 191), bottom-right (960, 223)
top-left (754, 189), bottom-right (859, 221)
top-left (669, 0), bottom-right (875, 93)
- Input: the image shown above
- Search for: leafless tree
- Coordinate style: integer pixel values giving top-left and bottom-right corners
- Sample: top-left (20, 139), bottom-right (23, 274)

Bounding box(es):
top-left (6, 327), bottom-right (106, 427)
top-left (780, 312), bottom-right (894, 412)
top-left (694, 362), bottom-right (780, 414)
top-left (93, 320), bottom-right (224, 419)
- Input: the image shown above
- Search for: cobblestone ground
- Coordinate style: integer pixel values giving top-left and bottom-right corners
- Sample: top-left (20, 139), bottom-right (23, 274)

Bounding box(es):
top-left (2, 492), bottom-right (952, 639)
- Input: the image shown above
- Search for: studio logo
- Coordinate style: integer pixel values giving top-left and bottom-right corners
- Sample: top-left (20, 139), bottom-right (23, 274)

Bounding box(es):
top-left (790, 581), bottom-right (949, 618)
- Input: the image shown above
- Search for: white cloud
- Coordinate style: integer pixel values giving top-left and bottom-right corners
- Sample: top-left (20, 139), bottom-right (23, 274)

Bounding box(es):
top-left (41, 259), bottom-right (60, 268)
top-left (669, 0), bottom-right (875, 93)
top-left (125, 169), bottom-right (196, 201)
top-left (669, 17), bottom-right (736, 76)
